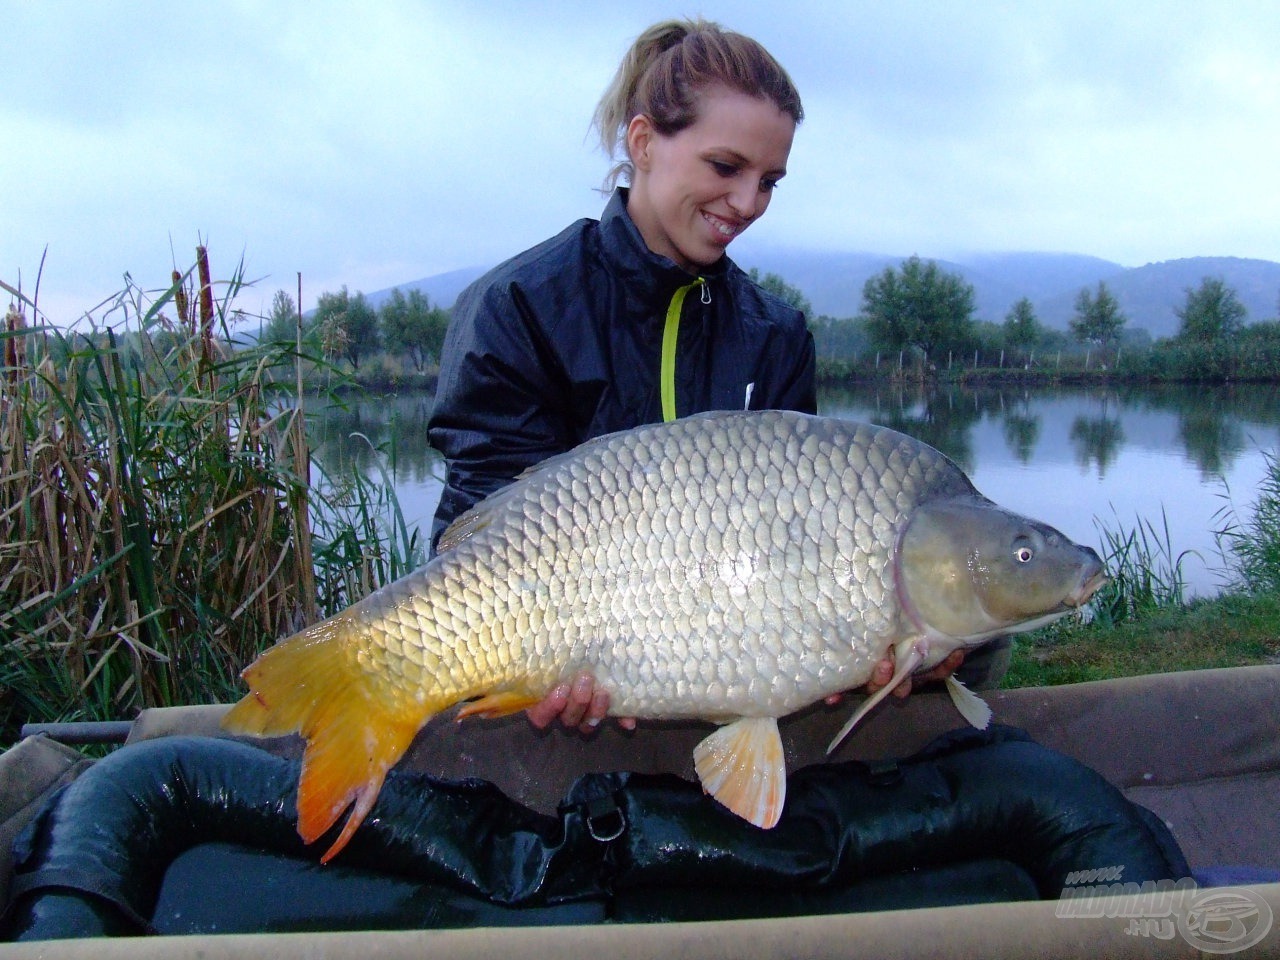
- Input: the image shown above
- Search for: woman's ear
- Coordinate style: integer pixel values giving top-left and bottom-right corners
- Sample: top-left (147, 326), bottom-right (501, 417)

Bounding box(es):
top-left (625, 114), bottom-right (654, 172)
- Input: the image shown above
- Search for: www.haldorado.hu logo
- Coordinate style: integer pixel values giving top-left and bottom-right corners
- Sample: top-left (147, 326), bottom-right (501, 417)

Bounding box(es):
top-left (1056, 868), bottom-right (1273, 954)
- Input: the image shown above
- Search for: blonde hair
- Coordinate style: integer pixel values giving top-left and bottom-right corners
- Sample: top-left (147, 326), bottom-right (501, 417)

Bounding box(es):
top-left (593, 18), bottom-right (803, 188)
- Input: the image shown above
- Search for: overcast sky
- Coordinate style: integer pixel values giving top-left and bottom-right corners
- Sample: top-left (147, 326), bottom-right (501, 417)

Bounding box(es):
top-left (5, 1), bottom-right (1278, 324)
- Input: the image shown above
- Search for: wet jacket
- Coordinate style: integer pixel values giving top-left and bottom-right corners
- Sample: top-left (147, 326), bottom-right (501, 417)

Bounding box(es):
top-left (427, 188), bottom-right (817, 545)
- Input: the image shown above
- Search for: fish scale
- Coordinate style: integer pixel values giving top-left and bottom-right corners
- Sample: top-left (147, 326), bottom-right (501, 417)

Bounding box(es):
top-left (224, 409), bottom-right (1106, 861)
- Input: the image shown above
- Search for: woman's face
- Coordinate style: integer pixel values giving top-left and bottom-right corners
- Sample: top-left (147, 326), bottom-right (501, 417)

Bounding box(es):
top-left (625, 86), bottom-right (795, 273)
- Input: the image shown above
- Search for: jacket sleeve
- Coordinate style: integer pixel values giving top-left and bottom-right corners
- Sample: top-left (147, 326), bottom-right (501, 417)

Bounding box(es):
top-left (427, 279), bottom-right (573, 548)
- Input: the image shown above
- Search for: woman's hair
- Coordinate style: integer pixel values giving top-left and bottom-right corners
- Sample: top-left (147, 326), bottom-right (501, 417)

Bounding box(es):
top-left (593, 18), bottom-right (803, 188)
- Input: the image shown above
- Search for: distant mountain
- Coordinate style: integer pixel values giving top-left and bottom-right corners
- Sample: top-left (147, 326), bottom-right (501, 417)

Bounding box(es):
top-left (363, 266), bottom-right (484, 314)
top-left (367, 251), bottom-right (1280, 339)
top-left (1030, 257), bottom-right (1280, 338)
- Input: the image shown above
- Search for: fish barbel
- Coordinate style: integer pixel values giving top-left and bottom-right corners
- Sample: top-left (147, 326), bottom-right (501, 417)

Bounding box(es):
top-left (223, 410), bottom-right (1105, 861)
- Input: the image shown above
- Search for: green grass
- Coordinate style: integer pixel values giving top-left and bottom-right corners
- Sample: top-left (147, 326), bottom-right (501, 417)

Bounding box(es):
top-left (1004, 591), bottom-right (1280, 688)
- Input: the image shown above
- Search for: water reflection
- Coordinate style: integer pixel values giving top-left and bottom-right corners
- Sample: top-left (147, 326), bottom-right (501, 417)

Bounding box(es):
top-left (1070, 415), bottom-right (1124, 477)
top-left (820, 382), bottom-right (1280, 481)
top-left (1002, 412), bottom-right (1040, 464)
top-left (307, 393), bottom-right (444, 495)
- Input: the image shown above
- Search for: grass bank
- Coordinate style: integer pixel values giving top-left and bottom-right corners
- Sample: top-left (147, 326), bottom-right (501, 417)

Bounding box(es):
top-left (1004, 591), bottom-right (1280, 688)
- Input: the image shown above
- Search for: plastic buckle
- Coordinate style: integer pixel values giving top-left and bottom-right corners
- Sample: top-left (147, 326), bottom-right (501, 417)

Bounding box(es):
top-left (584, 794), bottom-right (626, 842)
top-left (866, 758), bottom-right (903, 788)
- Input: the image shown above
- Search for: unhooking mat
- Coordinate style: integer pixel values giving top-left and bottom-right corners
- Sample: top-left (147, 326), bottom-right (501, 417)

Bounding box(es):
top-left (2, 725), bottom-right (1189, 939)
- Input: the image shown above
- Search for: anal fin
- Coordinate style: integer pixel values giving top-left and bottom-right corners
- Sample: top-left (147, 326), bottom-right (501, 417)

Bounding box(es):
top-left (456, 690), bottom-right (543, 720)
top-left (692, 717), bottom-right (786, 829)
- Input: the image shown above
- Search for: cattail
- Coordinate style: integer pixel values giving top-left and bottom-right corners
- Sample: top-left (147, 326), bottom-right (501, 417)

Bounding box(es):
top-left (4, 305), bottom-right (25, 386)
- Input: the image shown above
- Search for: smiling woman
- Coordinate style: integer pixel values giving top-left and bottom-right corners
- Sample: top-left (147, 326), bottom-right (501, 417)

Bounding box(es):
top-left (422, 19), bottom-right (961, 733)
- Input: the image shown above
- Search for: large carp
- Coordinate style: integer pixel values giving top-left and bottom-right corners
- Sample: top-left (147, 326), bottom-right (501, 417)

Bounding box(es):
top-left (223, 410), bottom-right (1105, 861)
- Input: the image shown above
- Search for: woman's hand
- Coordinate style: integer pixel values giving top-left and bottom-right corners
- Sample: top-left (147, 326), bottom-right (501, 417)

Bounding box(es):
top-left (823, 648), bottom-right (966, 706)
top-left (526, 670), bottom-right (637, 734)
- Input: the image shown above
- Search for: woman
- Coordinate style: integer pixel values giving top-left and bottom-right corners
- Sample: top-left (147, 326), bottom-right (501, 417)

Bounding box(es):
top-left (428, 18), bottom-right (961, 731)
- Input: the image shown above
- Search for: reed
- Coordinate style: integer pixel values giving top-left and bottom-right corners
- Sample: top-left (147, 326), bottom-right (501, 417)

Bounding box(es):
top-left (1217, 447), bottom-right (1280, 595)
top-left (1, 252), bottom-right (422, 744)
top-left (1088, 505), bottom-right (1193, 626)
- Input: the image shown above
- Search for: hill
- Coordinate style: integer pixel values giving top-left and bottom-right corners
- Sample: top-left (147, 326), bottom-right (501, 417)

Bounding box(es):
top-left (367, 251), bottom-right (1280, 338)
top-left (1030, 257), bottom-right (1280, 338)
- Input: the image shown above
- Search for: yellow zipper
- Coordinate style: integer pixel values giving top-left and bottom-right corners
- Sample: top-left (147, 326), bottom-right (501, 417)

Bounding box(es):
top-left (661, 278), bottom-right (707, 422)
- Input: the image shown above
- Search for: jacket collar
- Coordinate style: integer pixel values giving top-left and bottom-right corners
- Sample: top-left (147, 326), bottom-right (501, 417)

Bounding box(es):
top-left (598, 187), bottom-right (731, 294)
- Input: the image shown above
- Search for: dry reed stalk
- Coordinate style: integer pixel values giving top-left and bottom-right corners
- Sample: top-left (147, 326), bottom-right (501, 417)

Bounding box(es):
top-left (172, 270), bottom-right (190, 330)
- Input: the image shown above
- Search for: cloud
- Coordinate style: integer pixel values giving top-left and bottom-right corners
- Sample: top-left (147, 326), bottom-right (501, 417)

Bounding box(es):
top-left (4, 0), bottom-right (1278, 323)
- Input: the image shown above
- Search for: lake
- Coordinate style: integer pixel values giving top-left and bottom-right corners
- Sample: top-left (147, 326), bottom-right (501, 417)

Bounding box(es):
top-left (307, 382), bottom-right (1280, 598)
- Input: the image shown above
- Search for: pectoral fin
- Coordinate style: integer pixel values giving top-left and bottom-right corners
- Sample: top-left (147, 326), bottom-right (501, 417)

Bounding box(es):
top-left (826, 639), bottom-right (929, 755)
top-left (692, 717), bottom-right (787, 829)
top-left (945, 674), bottom-right (993, 729)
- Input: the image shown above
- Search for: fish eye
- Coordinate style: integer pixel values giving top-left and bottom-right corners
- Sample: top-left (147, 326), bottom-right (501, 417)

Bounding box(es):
top-left (1012, 537), bottom-right (1035, 563)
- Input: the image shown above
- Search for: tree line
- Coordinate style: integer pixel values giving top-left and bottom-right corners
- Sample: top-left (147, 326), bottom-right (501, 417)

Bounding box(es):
top-left (756, 257), bottom-right (1279, 378)
top-left (277, 261), bottom-right (1277, 384)
top-left (261, 285), bottom-right (450, 374)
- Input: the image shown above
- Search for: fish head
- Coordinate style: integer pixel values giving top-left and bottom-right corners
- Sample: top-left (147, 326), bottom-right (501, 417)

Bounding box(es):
top-left (897, 495), bottom-right (1107, 644)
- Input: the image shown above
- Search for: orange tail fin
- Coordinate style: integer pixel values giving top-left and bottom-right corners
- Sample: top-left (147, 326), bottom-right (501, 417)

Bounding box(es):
top-left (222, 618), bottom-right (437, 862)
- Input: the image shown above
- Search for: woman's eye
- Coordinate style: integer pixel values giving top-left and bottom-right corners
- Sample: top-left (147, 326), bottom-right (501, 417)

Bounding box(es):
top-left (709, 160), bottom-right (737, 177)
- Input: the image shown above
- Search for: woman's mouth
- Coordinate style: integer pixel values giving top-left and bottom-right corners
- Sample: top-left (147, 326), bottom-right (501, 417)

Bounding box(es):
top-left (702, 210), bottom-right (744, 243)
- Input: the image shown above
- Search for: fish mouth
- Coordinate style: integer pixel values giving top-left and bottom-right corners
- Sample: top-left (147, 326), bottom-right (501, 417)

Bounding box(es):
top-left (1067, 565), bottom-right (1109, 608)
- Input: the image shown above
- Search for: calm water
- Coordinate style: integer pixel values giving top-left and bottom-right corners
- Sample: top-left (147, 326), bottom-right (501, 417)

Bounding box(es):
top-left (308, 383), bottom-right (1280, 598)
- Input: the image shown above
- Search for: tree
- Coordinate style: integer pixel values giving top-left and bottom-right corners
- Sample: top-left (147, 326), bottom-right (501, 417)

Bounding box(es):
top-left (1175, 277), bottom-right (1247, 343)
top-left (748, 267), bottom-right (813, 319)
top-left (261, 289), bottom-right (299, 345)
top-left (1003, 297), bottom-right (1042, 352)
top-left (809, 314), bottom-right (871, 360)
top-left (380, 288), bottom-right (451, 373)
top-left (312, 286), bottom-right (380, 370)
top-left (859, 255), bottom-right (975, 363)
top-left (1070, 281), bottom-right (1126, 348)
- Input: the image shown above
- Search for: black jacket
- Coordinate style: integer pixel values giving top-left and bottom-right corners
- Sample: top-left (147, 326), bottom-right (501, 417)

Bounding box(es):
top-left (427, 188), bottom-right (817, 545)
